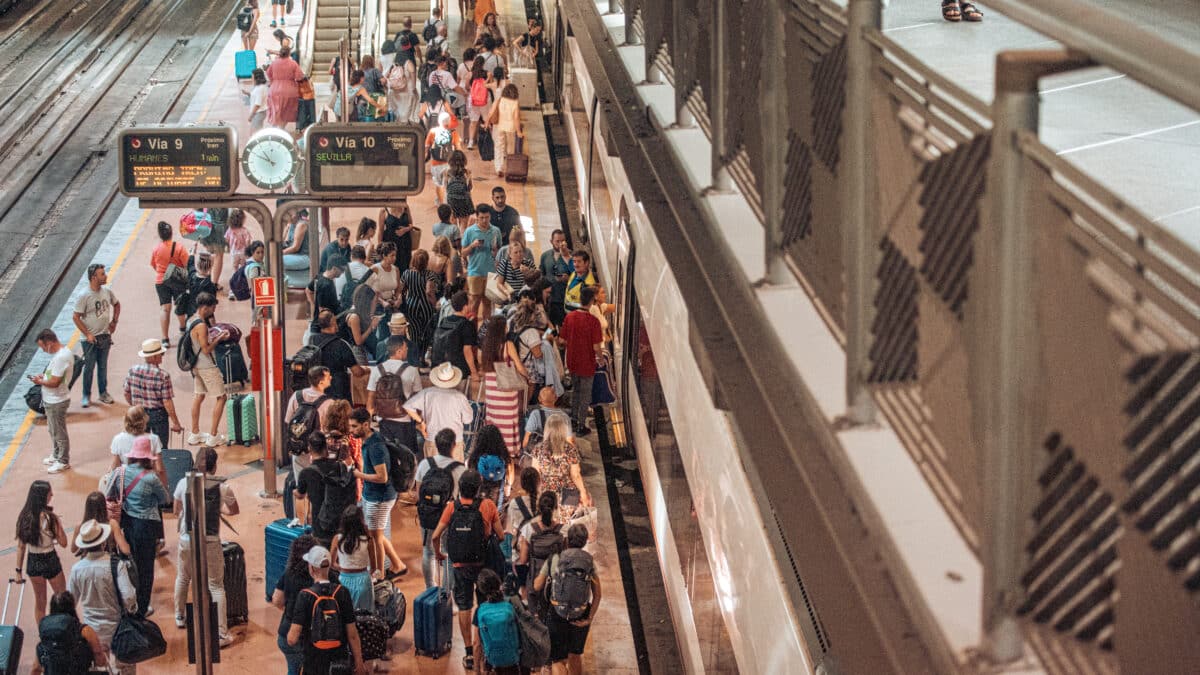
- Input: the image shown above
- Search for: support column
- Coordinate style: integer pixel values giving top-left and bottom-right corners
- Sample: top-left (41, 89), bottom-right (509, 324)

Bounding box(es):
top-left (709, 0), bottom-right (732, 192)
top-left (842, 0), bottom-right (883, 424)
top-left (972, 49), bottom-right (1093, 664)
top-left (188, 472), bottom-right (214, 673)
top-left (760, 0), bottom-right (790, 285)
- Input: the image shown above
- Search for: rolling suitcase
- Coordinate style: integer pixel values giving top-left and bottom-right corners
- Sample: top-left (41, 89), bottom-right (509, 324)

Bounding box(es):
top-left (235, 50), bottom-right (257, 80)
top-left (355, 610), bottom-right (389, 661)
top-left (161, 446), bottom-right (195, 495)
top-left (216, 342), bottom-right (249, 388)
top-left (504, 137), bottom-right (528, 184)
top-left (265, 519), bottom-right (310, 602)
top-left (223, 542), bottom-right (249, 627)
top-left (510, 67), bottom-right (539, 109)
top-left (0, 578), bottom-right (24, 674)
top-left (413, 561), bottom-right (453, 658)
top-left (224, 393), bottom-right (258, 445)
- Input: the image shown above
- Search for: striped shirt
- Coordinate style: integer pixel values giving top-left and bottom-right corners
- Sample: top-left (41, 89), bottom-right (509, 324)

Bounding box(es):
top-left (124, 364), bottom-right (174, 409)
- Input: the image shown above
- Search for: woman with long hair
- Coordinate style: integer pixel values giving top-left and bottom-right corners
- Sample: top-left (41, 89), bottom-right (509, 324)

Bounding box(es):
top-left (401, 249), bottom-right (440, 359)
top-left (465, 56), bottom-right (490, 148)
top-left (70, 492), bottom-right (129, 556)
top-left (429, 234), bottom-right (461, 289)
top-left (386, 35), bottom-right (420, 124)
top-left (505, 467), bottom-right (540, 590)
top-left (531, 413), bottom-right (592, 519)
top-left (340, 283), bottom-right (381, 363)
top-left (480, 315), bottom-right (531, 455)
top-left (484, 83), bottom-right (523, 177)
top-left (468, 424), bottom-right (514, 505)
top-left (36, 591), bottom-right (106, 673)
top-left (15, 481), bottom-right (67, 622)
top-left (323, 400), bottom-right (363, 502)
top-left (355, 217), bottom-right (377, 262)
top-left (369, 242), bottom-right (404, 316)
top-left (475, 11), bottom-right (504, 42)
top-left (330, 505), bottom-right (376, 612)
top-left (444, 150), bottom-right (474, 230)
top-left (270, 533), bottom-right (319, 675)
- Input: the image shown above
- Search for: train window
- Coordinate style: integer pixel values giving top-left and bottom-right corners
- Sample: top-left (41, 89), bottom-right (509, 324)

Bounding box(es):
top-left (630, 293), bottom-right (739, 673)
top-left (588, 107), bottom-right (617, 279)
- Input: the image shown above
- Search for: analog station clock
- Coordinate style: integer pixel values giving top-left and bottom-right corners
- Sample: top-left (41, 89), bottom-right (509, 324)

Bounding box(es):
top-left (240, 128), bottom-right (298, 190)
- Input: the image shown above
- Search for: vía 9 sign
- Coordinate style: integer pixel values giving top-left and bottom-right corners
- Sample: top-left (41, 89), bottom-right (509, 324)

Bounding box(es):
top-left (117, 126), bottom-right (237, 197)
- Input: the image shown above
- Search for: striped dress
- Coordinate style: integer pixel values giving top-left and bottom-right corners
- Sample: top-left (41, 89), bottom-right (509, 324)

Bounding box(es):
top-left (484, 351), bottom-right (523, 455)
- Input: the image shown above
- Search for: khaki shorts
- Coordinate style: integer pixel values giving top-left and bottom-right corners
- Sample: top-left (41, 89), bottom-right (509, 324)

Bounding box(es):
top-left (466, 275), bottom-right (487, 297)
top-left (193, 367), bottom-right (224, 395)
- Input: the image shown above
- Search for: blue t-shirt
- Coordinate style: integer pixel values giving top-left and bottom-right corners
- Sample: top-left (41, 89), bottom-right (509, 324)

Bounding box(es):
top-left (462, 225), bottom-right (501, 278)
top-left (361, 434), bottom-right (397, 502)
top-left (432, 221), bottom-right (460, 247)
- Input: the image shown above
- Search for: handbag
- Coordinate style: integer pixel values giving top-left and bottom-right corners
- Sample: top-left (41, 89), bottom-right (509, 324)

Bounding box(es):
top-left (485, 272), bottom-right (513, 304)
top-left (24, 384), bottom-right (43, 415)
top-left (591, 357), bottom-right (616, 406)
top-left (494, 353), bottom-right (528, 399)
top-left (109, 556), bottom-right (167, 663)
top-left (567, 505), bottom-right (599, 542)
top-left (105, 467), bottom-right (147, 523)
top-left (162, 243), bottom-right (188, 292)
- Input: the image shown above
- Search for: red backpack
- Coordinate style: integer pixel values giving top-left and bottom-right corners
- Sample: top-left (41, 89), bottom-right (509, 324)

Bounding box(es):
top-left (470, 78), bottom-right (489, 107)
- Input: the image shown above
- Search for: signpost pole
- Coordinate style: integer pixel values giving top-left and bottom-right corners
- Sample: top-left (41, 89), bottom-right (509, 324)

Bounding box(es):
top-left (262, 309), bottom-right (277, 497)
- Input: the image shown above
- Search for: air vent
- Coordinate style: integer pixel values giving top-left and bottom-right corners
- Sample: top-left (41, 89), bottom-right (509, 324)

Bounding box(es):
top-left (770, 510), bottom-right (831, 655)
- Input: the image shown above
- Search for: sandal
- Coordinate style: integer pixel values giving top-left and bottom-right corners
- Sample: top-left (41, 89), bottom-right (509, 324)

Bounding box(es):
top-left (941, 0), bottom-right (961, 21)
top-left (462, 653), bottom-right (475, 671)
top-left (960, 2), bottom-right (983, 21)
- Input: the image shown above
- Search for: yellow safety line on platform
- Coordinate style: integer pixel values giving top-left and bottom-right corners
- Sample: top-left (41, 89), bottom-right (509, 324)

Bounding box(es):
top-left (0, 54), bottom-right (233, 478)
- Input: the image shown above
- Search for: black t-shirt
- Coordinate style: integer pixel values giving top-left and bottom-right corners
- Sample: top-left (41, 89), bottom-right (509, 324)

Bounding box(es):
top-left (490, 206), bottom-right (521, 242)
top-left (296, 458), bottom-right (344, 538)
top-left (312, 334), bottom-right (357, 401)
top-left (381, 211), bottom-right (413, 273)
top-left (292, 581), bottom-right (357, 668)
top-left (274, 568), bottom-right (315, 639)
top-left (439, 315), bottom-right (478, 376)
top-left (518, 31), bottom-right (544, 56)
top-left (307, 277), bottom-right (340, 332)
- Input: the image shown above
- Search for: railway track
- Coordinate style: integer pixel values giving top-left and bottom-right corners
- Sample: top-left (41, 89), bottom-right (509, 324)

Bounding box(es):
top-left (0, 0), bottom-right (239, 388)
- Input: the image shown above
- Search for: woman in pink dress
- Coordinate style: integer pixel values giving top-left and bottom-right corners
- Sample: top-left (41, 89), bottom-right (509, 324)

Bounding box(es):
top-left (265, 47), bottom-right (304, 129)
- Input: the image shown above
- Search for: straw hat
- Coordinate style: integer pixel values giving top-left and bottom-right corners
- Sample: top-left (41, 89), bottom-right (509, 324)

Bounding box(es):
top-left (137, 338), bottom-right (165, 358)
top-left (430, 362), bottom-right (463, 389)
top-left (74, 519), bottom-right (112, 550)
top-left (388, 314), bottom-right (409, 331)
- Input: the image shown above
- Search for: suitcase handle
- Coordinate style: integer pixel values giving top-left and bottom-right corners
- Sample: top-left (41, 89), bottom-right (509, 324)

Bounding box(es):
top-left (2, 577), bottom-right (25, 625)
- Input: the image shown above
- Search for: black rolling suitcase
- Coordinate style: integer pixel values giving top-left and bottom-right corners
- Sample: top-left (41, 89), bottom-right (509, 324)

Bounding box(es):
top-left (0, 578), bottom-right (25, 673)
top-left (223, 542), bottom-right (248, 627)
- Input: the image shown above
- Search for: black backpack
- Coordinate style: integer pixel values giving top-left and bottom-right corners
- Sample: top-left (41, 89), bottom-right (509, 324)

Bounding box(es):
top-left (383, 438), bottom-right (416, 492)
top-left (287, 392), bottom-right (328, 456)
top-left (549, 549), bottom-right (595, 621)
top-left (36, 614), bottom-right (93, 675)
top-left (304, 583), bottom-right (348, 652)
top-left (176, 317), bottom-right (204, 372)
top-left (422, 21), bottom-right (438, 44)
top-left (316, 462), bottom-right (356, 533)
top-left (236, 7), bottom-right (254, 32)
top-left (338, 266), bottom-right (373, 313)
top-left (417, 457), bottom-right (461, 530)
top-left (445, 499), bottom-right (486, 564)
top-left (430, 315), bottom-right (463, 366)
top-left (446, 172), bottom-right (470, 204)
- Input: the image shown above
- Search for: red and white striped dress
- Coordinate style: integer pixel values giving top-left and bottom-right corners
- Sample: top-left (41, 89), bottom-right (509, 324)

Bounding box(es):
top-left (484, 357), bottom-right (523, 456)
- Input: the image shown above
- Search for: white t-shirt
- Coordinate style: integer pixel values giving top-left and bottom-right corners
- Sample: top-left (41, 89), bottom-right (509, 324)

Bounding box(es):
top-left (74, 287), bottom-right (118, 336)
top-left (173, 476), bottom-right (238, 541)
top-left (506, 494), bottom-right (536, 537)
top-left (403, 387), bottom-right (474, 441)
top-left (249, 84), bottom-right (268, 112)
top-left (334, 261), bottom-right (372, 298)
top-left (367, 360), bottom-right (423, 421)
top-left (111, 432), bottom-right (163, 464)
top-left (413, 455), bottom-right (466, 497)
top-left (41, 347), bottom-right (74, 405)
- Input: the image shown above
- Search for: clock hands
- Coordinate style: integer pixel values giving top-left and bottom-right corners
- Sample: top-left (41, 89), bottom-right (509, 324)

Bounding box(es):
top-left (253, 148), bottom-right (276, 168)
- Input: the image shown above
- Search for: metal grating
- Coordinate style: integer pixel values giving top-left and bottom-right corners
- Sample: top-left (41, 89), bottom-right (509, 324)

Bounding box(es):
top-left (810, 36), bottom-right (846, 172)
top-left (1018, 433), bottom-right (1120, 651)
top-left (1122, 350), bottom-right (1200, 592)
top-left (673, 0), bottom-right (700, 115)
top-left (781, 130), bottom-right (814, 247)
top-left (869, 239), bottom-right (918, 383)
top-left (916, 134), bottom-right (990, 320)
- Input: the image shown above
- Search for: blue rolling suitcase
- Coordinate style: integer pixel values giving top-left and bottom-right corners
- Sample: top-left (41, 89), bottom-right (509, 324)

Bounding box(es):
top-left (413, 561), bottom-right (453, 658)
top-left (265, 518), bottom-right (310, 601)
top-left (161, 446), bottom-right (195, 495)
top-left (235, 50), bottom-right (257, 80)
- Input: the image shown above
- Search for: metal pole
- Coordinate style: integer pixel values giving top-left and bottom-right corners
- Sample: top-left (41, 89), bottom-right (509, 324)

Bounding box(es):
top-left (187, 471), bottom-right (214, 674)
top-left (760, 0), bottom-right (790, 286)
top-left (842, 0), bottom-right (883, 424)
top-left (260, 312), bottom-right (278, 497)
top-left (306, 208), bottom-right (320, 283)
top-left (623, 4), bottom-right (639, 46)
top-left (708, 0), bottom-right (732, 192)
top-left (607, 0), bottom-right (619, 16)
top-left (972, 49), bottom-right (1093, 665)
top-left (339, 38), bottom-right (350, 123)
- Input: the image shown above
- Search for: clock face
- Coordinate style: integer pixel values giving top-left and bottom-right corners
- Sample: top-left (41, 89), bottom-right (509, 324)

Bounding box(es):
top-left (241, 129), bottom-right (298, 190)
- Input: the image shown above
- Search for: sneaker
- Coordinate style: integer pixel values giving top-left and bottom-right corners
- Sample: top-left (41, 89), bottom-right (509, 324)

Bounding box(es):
top-left (186, 432), bottom-right (207, 445)
top-left (467, 141), bottom-right (475, 149)
top-left (228, 293), bottom-right (236, 302)
top-left (144, 606), bottom-right (155, 618)
top-left (98, 392), bottom-right (114, 405)
top-left (80, 396), bottom-right (90, 408)
top-left (218, 634), bottom-right (235, 648)
top-left (162, 337), bottom-right (170, 349)
top-left (205, 434), bottom-right (226, 447)
top-left (47, 462), bottom-right (69, 474)
top-left (175, 615), bottom-right (186, 629)
top-left (42, 456), bottom-right (56, 466)
top-left (270, 20), bottom-right (276, 26)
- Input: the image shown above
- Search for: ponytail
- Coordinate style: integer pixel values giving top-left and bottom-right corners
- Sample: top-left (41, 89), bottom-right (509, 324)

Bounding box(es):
top-left (537, 490), bottom-right (557, 527)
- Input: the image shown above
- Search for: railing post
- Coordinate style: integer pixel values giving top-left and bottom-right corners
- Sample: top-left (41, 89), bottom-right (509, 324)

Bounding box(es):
top-left (624, 7), bottom-right (640, 46)
top-left (188, 471), bottom-right (214, 673)
top-left (760, 0), bottom-right (791, 285)
top-left (607, 0), bottom-right (620, 15)
top-left (709, 0), bottom-right (732, 192)
top-left (972, 49), bottom-right (1093, 664)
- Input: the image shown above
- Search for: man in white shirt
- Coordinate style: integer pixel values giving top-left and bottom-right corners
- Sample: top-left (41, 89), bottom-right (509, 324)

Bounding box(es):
top-left (32, 329), bottom-right (74, 473)
top-left (368, 334), bottom-right (423, 452)
top-left (403, 362), bottom-right (475, 460)
top-left (412, 428), bottom-right (466, 588)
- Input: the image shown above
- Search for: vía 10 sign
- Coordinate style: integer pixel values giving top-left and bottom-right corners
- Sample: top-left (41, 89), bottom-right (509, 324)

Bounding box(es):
top-left (304, 124), bottom-right (424, 196)
top-left (117, 126), bottom-right (237, 197)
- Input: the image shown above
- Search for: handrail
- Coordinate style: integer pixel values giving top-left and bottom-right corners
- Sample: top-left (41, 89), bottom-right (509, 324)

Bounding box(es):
top-left (982, 0), bottom-right (1200, 112)
top-left (297, 0), bottom-right (318, 75)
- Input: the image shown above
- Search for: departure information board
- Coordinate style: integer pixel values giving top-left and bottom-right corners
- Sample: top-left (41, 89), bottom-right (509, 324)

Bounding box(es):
top-left (117, 126), bottom-right (236, 197)
top-left (305, 125), bottom-right (424, 195)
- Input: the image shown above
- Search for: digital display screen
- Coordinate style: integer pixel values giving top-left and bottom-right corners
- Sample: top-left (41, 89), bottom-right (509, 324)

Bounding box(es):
top-left (306, 126), bottom-right (424, 194)
top-left (118, 127), bottom-right (235, 196)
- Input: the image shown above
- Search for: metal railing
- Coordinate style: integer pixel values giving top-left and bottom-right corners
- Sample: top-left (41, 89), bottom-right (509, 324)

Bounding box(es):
top-left (296, 0), bottom-right (318, 75)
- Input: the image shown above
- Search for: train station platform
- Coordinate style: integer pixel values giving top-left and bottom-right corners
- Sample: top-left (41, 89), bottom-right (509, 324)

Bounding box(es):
top-left (0, 1), bottom-right (640, 672)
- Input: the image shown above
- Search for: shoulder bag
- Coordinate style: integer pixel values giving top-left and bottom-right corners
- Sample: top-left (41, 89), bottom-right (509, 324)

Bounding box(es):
top-left (109, 556), bottom-right (167, 663)
top-left (162, 243), bottom-right (189, 292)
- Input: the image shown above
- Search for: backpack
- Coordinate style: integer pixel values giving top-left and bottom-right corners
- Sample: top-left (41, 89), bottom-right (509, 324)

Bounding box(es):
top-left (470, 77), bottom-right (489, 107)
top-left (475, 602), bottom-right (520, 668)
top-left (383, 438), bottom-right (416, 493)
top-left (422, 20), bottom-right (438, 44)
top-left (508, 596), bottom-right (551, 669)
top-left (179, 210), bottom-right (213, 241)
top-left (176, 317), bottom-right (203, 372)
top-left (180, 481), bottom-right (222, 538)
top-left (286, 392), bottom-right (328, 456)
top-left (380, 39), bottom-right (396, 55)
top-left (430, 314), bottom-right (464, 366)
top-left (316, 462), bottom-right (356, 533)
top-left (549, 549), bottom-right (595, 621)
top-left (304, 583), bottom-right (347, 652)
top-left (386, 64), bottom-right (410, 93)
top-left (338, 266), bottom-right (372, 313)
top-left (444, 499), bottom-right (486, 564)
top-left (36, 614), bottom-right (93, 675)
top-left (236, 7), bottom-right (254, 31)
top-left (286, 340), bottom-right (327, 392)
top-left (417, 457), bottom-right (462, 530)
top-left (429, 127), bottom-right (453, 162)
top-left (445, 172), bottom-right (470, 204)
top-left (374, 363), bottom-right (408, 419)
top-left (228, 262), bottom-right (259, 301)
top-left (528, 522), bottom-right (564, 565)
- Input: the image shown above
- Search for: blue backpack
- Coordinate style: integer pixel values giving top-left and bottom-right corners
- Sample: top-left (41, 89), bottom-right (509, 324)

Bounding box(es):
top-left (475, 601), bottom-right (520, 668)
top-left (478, 454), bottom-right (505, 483)
top-left (228, 262), bottom-right (259, 301)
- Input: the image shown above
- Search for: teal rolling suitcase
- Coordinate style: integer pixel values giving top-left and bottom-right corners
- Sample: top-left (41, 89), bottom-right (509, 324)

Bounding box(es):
top-left (225, 394), bottom-right (258, 446)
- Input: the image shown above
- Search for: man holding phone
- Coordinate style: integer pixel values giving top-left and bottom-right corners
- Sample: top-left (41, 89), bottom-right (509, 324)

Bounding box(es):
top-left (33, 329), bottom-right (74, 473)
top-left (461, 203), bottom-right (502, 319)
top-left (539, 229), bottom-right (572, 327)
